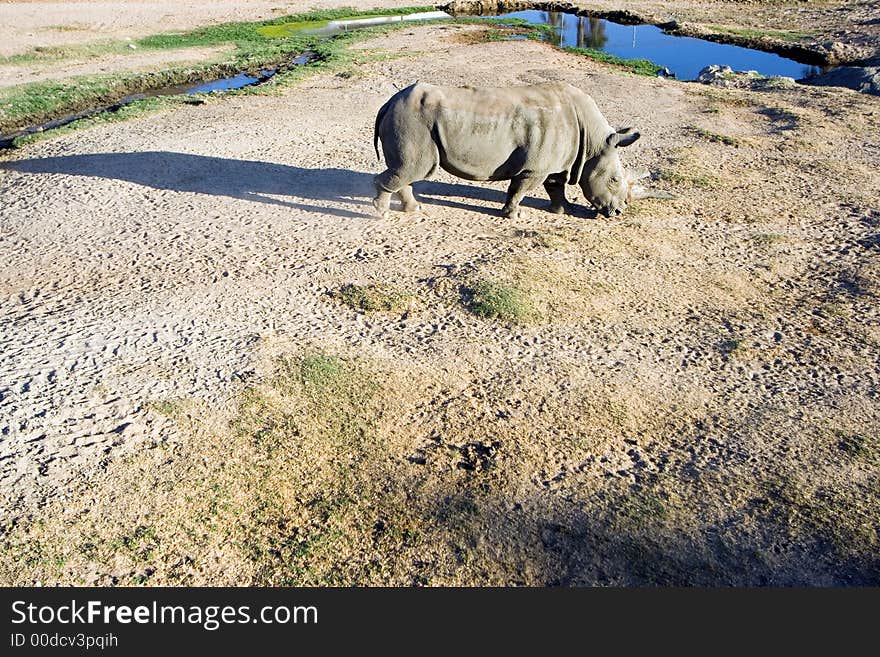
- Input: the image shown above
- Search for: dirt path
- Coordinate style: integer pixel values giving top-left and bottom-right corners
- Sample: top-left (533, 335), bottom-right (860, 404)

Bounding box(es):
top-left (0, 44), bottom-right (234, 87)
top-left (0, 24), bottom-right (878, 585)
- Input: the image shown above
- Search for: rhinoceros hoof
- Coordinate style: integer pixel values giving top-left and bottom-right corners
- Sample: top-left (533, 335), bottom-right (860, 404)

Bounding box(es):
top-left (402, 203), bottom-right (422, 213)
top-left (501, 207), bottom-right (520, 220)
top-left (372, 200), bottom-right (391, 219)
top-left (547, 204), bottom-right (566, 215)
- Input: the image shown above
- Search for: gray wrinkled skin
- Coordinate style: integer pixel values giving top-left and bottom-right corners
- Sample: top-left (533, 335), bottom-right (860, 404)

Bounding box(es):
top-left (373, 81), bottom-right (642, 219)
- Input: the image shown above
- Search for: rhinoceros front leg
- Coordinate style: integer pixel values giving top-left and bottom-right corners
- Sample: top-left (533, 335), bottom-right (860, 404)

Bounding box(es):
top-left (543, 176), bottom-right (568, 215)
top-left (502, 175), bottom-right (542, 221)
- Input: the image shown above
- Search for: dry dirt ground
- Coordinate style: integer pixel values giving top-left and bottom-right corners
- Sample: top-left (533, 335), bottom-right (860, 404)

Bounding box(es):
top-left (0, 44), bottom-right (235, 88)
top-left (0, 22), bottom-right (879, 585)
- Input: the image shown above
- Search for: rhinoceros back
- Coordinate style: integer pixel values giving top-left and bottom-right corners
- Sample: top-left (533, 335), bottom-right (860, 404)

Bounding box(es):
top-left (374, 82), bottom-right (603, 183)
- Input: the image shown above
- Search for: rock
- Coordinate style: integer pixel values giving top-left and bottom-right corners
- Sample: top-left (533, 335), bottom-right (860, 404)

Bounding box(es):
top-left (819, 40), bottom-right (874, 65)
top-left (697, 65), bottom-right (804, 91)
top-left (801, 64), bottom-right (880, 96)
top-left (752, 76), bottom-right (798, 90)
top-left (697, 65), bottom-right (735, 86)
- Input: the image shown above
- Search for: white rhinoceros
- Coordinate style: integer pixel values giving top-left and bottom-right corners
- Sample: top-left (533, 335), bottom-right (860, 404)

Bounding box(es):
top-left (373, 81), bottom-right (655, 220)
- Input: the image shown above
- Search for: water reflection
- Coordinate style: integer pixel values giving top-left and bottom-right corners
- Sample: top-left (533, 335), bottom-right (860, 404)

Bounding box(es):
top-left (542, 12), bottom-right (608, 49)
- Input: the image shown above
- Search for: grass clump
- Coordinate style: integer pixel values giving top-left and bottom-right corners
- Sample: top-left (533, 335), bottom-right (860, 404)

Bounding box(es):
top-left (687, 125), bottom-right (741, 147)
top-left (754, 475), bottom-right (880, 562)
top-left (750, 232), bottom-right (787, 246)
top-left (834, 431), bottom-right (877, 464)
top-left (706, 25), bottom-right (813, 42)
top-left (257, 20), bottom-right (332, 38)
top-left (463, 279), bottom-right (534, 323)
top-left (657, 168), bottom-right (717, 189)
top-left (333, 283), bottom-right (409, 313)
top-left (514, 228), bottom-right (567, 249)
top-left (222, 353), bottom-right (423, 585)
top-left (718, 337), bottom-right (754, 359)
top-left (564, 47), bottom-right (662, 76)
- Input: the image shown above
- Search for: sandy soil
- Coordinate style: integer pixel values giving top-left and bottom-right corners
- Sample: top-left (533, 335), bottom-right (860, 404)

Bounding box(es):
top-left (0, 23), bottom-right (878, 585)
top-left (0, 44), bottom-right (234, 87)
top-left (1, 0), bottom-right (879, 59)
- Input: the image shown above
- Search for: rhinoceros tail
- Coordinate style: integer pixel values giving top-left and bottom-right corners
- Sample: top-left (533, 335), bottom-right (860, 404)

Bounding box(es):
top-left (374, 98), bottom-right (391, 162)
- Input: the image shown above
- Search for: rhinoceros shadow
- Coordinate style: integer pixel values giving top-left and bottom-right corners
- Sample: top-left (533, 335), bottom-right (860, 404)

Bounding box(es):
top-left (1, 151), bottom-right (594, 219)
top-left (413, 180), bottom-right (596, 218)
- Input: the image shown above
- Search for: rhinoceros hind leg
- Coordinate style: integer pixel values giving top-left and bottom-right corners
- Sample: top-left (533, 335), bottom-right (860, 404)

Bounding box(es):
top-left (373, 174), bottom-right (394, 218)
top-left (372, 193), bottom-right (392, 219)
top-left (502, 175), bottom-right (542, 221)
top-left (543, 177), bottom-right (568, 214)
top-left (398, 185), bottom-right (421, 213)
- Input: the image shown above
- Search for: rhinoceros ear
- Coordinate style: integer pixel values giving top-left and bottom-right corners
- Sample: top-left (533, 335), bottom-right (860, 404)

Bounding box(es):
top-left (607, 127), bottom-right (641, 148)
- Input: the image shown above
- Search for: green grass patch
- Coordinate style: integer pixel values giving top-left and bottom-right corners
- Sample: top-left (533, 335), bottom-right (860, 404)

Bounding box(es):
top-left (718, 337), bottom-right (754, 359)
top-left (0, 41), bottom-right (130, 66)
top-left (131, 7), bottom-right (432, 50)
top-left (463, 279), bottom-right (535, 323)
top-left (617, 488), bottom-right (668, 527)
top-left (257, 20), bottom-right (332, 38)
top-left (750, 232), bottom-right (787, 246)
top-left (332, 283), bottom-right (409, 313)
top-left (755, 475), bottom-right (880, 560)
top-left (834, 431), bottom-right (877, 464)
top-left (564, 47), bottom-right (662, 76)
top-left (657, 168), bottom-right (717, 189)
top-left (687, 125), bottom-right (741, 147)
top-left (707, 25), bottom-right (813, 43)
top-left (228, 353), bottom-right (404, 584)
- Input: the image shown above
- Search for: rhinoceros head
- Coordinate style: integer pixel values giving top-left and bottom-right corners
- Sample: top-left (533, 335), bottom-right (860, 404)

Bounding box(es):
top-left (579, 127), bottom-right (642, 218)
